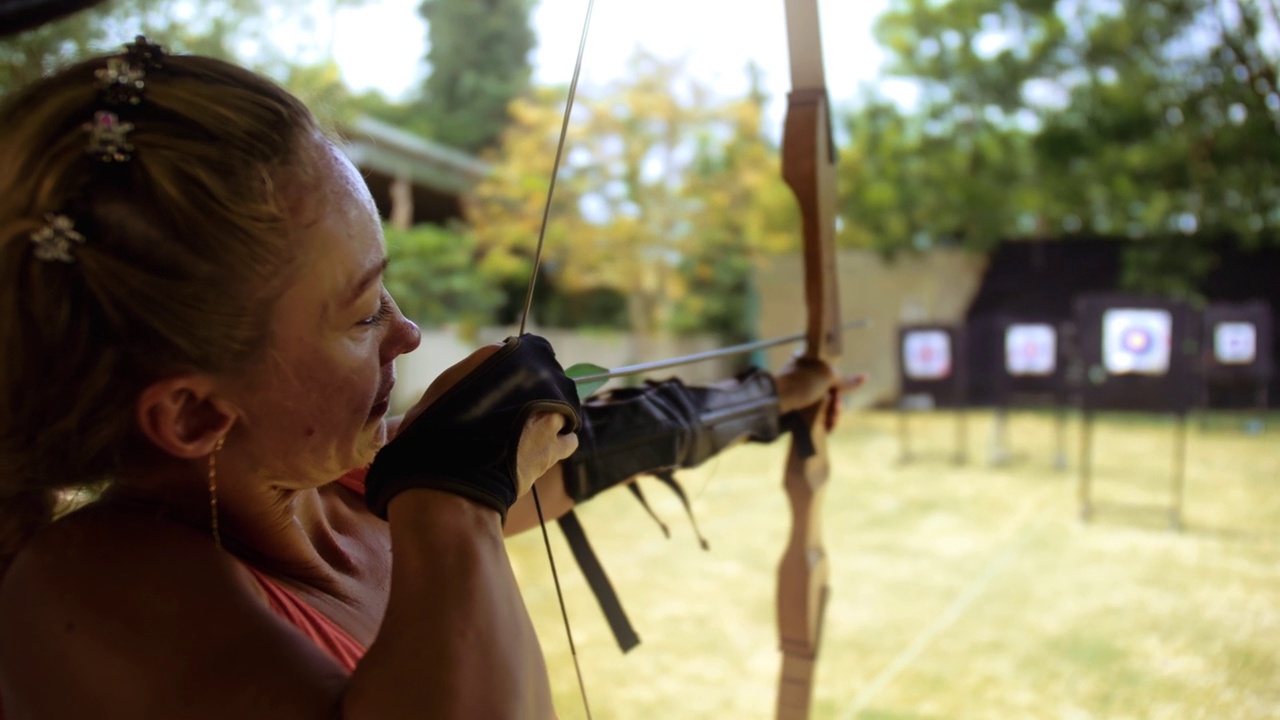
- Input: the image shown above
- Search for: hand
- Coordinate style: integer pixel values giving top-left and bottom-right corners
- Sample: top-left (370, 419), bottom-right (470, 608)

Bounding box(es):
top-left (514, 412), bottom-right (578, 497)
top-left (399, 343), bottom-right (579, 499)
top-left (773, 357), bottom-right (866, 431)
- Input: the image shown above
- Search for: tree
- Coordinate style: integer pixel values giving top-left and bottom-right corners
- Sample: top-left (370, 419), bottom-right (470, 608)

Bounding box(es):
top-left (467, 52), bottom-right (795, 340)
top-left (415, 0), bottom-right (535, 153)
top-left (0, 0), bottom-right (331, 91)
top-left (383, 223), bottom-right (505, 330)
top-left (857, 0), bottom-right (1280, 293)
top-left (837, 91), bottom-right (1039, 256)
top-left (676, 63), bottom-right (796, 339)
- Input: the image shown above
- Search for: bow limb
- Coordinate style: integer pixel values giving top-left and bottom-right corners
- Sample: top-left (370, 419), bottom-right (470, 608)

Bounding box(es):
top-left (776, 1), bottom-right (840, 718)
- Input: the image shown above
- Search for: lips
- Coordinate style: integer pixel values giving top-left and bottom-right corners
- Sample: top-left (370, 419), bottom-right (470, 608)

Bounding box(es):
top-left (370, 368), bottom-right (395, 417)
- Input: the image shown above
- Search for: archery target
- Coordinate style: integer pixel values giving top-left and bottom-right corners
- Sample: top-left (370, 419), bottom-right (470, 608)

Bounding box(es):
top-left (1004, 323), bottom-right (1057, 376)
top-left (903, 330), bottom-right (952, 380)
top-left (1103, 308), bottom-right (1172, 375)
top-left (1213, 322), bottom-right (1257, 365)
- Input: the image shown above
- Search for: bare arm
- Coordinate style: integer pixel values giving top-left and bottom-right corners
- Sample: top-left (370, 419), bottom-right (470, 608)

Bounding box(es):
top-left (0, 491), bottom-right (554, 720)
top-left (347, 491), bottom-right (553, 718)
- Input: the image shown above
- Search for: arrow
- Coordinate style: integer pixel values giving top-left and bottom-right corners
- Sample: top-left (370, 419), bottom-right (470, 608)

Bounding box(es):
top-left (572, 318), bottom-right (871, 385)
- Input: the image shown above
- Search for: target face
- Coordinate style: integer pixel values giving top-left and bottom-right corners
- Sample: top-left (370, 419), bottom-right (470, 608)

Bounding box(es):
top-left (1214, 322), bottom-right (1257, 365)
top-left (1005, 323), bottom-right (1057, 376)
top-left (1103, 308), bottom-right (1172, 375)
top-left (903, 330), bottom-right (952, 380)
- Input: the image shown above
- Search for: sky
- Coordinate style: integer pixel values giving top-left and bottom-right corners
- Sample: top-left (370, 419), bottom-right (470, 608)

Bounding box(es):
top-left (315, 0), bottom-right (912, 123)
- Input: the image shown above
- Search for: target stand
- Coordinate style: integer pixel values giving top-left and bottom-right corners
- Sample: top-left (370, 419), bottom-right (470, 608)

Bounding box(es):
top-left (1074, 294), bottom-right (1198, 530)
top-left (988, 318), bottom-right (1072, 470)
top-left (1196, 301), bottom-right (1272, 433)
top-left (897, 325), bottom-right (968, 465)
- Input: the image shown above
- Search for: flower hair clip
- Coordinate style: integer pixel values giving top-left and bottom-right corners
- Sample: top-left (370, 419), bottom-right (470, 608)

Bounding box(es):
top-left (95, 35), bottom-right (164, 106)
top-left (85, 111), bottom-right (135, 163)
top-left (96, 56), bottom-right (147, 106)
top-left (30, 214), bottom-right (86, 263)
top-left (123, 35), bottom-right (165, 70)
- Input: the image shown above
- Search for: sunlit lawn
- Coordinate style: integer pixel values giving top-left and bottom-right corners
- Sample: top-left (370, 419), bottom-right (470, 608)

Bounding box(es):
top-left (508, 409), bottom-right (1280, 720)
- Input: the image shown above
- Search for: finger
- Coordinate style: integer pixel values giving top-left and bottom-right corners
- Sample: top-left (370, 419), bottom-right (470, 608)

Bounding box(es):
top-left (522, 414), bottom-right (577, 463)
top-left (838, 373), bottom-right (868, 392)
top-left (825, 388), bottom-right (841, 431)
top-left (553, 430), bottom-right (579, 461)
top-left (526, 411), bottom-right (569, 437)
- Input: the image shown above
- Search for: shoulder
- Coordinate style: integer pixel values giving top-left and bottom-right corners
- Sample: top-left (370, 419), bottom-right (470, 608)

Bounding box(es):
top-left (0, 507), bottom-right (347, 720)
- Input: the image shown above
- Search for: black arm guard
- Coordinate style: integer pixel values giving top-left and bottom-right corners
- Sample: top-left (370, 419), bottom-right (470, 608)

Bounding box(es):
top-left (560, 367), bottom-right (782, 503)
top-left (365, 334), bottom-right (580, 523)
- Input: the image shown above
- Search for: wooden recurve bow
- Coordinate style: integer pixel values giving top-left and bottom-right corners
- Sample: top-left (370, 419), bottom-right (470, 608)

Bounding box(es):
top-left (520, 4), bottom-right (841, 717)
top-left (774, 1), bottom-right (840, 718)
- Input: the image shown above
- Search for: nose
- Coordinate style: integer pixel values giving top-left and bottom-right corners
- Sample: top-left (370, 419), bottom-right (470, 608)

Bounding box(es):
top-left (381, 295), bottom-right (422, 363)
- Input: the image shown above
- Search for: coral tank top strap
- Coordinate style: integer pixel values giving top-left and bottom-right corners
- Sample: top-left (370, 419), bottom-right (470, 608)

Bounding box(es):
top-left (335, 467), bottom-right (368, 496)
top-left (244, 565), bottom-right (366, 673)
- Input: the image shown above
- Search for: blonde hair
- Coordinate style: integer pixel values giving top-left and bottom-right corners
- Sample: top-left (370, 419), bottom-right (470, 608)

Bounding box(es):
top-left (0, 50), bottom-right (320, 575)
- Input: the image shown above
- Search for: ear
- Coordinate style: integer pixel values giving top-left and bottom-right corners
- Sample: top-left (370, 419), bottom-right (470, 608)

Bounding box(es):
top-left (136, 375), bottom-right (238, 459)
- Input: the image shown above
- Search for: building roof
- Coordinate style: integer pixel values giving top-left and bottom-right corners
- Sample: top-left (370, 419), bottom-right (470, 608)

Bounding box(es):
top-left (339, 115), bottom-right (490, 195)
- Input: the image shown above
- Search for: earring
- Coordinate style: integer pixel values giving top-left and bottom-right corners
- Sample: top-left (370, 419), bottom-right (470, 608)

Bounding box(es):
top-left (208, 437), bottom-right (225, 550)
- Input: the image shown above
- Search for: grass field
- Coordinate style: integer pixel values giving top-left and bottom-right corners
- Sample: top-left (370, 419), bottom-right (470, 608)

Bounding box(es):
top-left (507, 410), bottom-right (1280, 720)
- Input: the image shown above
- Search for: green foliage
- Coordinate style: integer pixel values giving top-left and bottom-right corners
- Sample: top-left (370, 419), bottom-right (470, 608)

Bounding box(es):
top-left (0, 0), bottom-right (324, 93)
top-left (838, 95), bottom-right (1039, 255)
top-left (469, 53), bottom-right (793, 337)
top-left (415, 0), bottom-right (536, 153)
top-left (383, 223), bottom-right (504, 330)
top-left (0, 0), bottom-right (381, 133)
top-left (848, 0), bottom-right (1280, 292)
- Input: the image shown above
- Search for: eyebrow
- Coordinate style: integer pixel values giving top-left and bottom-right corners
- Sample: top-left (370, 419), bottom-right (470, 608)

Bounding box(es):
top-left (344, 257), bottom-right (389, 307)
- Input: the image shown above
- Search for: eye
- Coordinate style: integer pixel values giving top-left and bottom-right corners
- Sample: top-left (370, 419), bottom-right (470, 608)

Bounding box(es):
top-left (357, 293), bottom-right (394, 327)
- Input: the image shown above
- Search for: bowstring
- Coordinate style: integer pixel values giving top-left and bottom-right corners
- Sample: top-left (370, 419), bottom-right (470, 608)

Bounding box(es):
top-left (518, 0), bottom-right (596, 336)
top-left (520, 2), bottom-right (597, 718)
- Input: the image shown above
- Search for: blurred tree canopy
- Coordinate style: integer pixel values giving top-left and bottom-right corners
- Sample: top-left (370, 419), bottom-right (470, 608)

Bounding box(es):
top-left (466, 51), bottom-right (795, 337)
top-left (844, 0), bottom-right (1280, 295)
top-left (0, 0), bottom-right (382, 129)
top-left (411, 0), bottom-right (536, 154)
top-left (382, 223), bottom-right (505, 330)
top-left (9, 0), bottom-right (1276, 322)
top-left (0, 0), bottom-right (340, 89)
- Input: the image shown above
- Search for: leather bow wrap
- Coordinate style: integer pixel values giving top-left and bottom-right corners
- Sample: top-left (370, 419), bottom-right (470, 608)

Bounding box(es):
top-left (562, 368), bottom-right (783, 503)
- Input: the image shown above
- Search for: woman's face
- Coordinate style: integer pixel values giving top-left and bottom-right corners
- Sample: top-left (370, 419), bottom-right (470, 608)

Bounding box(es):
top-left (227, 140), bottom-right (421, 488)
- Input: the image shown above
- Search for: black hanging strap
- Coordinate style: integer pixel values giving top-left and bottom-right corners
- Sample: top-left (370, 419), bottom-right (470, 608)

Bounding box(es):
top-left (649, 469), bottom-right (710, 551)
top-left (626, 482), bottom-right (671, 538)
top-left (556, 510), bottom-right (641, 653)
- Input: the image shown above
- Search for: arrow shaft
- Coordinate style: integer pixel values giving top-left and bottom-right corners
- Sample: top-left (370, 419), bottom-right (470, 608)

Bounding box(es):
top-left (573, 319), bottom-right (868, 385)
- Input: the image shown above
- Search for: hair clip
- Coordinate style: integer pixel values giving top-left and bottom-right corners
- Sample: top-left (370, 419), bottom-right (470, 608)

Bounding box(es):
top-left (84, 111), bottom-right (135, 162)
top-left (95, 36), bottom-right (164, 105)
top-left (122, 36), bottom-right (165, 70)
top-left (95, 56), bottom-right (146, 106)
top-left (30, 214), bottom-right (86, 263)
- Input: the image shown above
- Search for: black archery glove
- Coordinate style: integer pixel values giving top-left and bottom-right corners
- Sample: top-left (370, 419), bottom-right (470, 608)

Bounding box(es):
top-left (366, 334), bottom-right (581, 523)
